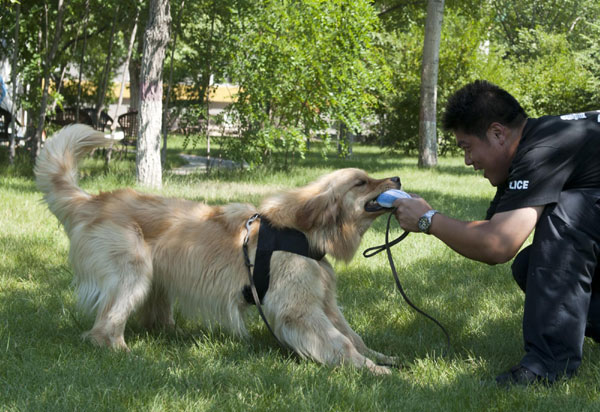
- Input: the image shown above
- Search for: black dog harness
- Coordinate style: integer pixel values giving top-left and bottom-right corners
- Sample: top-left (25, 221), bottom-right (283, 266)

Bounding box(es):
top-left (242, 215), bottom-right (325, 304)
top-left (241, 212), bottom-right (450, 358)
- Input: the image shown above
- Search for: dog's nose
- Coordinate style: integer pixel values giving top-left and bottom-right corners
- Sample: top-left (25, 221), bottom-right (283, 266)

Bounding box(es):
top-left (390, 176), bottom-right (401, 188)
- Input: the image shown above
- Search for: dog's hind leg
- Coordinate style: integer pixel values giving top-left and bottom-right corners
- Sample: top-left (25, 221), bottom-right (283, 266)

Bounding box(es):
top-left (80, 225), bottom-right (153, 351)
top-left (138, 283), bottom-right (174, 331)
top-left (84, 269), bottom-right (152, 350)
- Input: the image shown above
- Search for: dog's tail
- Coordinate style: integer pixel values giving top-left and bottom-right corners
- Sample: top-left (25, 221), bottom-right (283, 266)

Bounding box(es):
top-left (34, 124), bottom-right (117, 227)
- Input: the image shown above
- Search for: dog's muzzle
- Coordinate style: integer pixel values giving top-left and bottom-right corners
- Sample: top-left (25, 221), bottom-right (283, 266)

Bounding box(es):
top-left (364, 176), bottom-right (401, 212)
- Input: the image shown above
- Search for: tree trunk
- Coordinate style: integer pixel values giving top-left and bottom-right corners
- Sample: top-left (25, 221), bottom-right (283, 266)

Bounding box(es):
top-left (128, 36), bottom-right (143, 112)
top-left (161, 0), bottom-right (185, 165)
top-left (94, 8), bottom-right (119, 128)
top-left (137, 0), bottom-right (171, 188)
top-left (32, 0), bottom-right (66, 162)
top-left (8, 2), bottom-right (20, 165)
top-left (418, 0), bottom-right (444, 168)
top-left (76, 0), bottom-right (90, 121)
top-left (106, 7), bottom-right (140, 165)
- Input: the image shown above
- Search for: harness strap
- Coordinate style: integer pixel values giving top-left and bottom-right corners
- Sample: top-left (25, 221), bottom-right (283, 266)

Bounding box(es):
top-left (241, 213), bottom-right (286, 349)
top-left (243, 216), bottom-right (324, 304)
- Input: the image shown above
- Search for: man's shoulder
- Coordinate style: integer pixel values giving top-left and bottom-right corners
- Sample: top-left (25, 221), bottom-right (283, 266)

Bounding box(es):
top-left (523, 115), bottom-right (565, 137)
top-left (526, 111), bottom-right (600, 134)
top-left (520, 111), bottom-right (599, 150)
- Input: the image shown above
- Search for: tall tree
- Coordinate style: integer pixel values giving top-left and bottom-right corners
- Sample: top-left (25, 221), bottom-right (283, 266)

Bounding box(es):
top-left (32, 0), bottom-right (66, 161)
top-left (161, 0), bottom-right (185, 165)
top-left (137, 0), bottom-right (170, 188)
top-left (93, 5), bottom-right (119, 128)
top-left (418, 0), bottom-right (444, 168)
top-left (8, 2), bottom-right (20, 165)
top-left (106, 4), bottom-right (140, 165)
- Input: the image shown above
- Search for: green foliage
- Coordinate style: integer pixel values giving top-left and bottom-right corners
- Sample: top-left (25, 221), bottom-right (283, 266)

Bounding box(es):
top-left (480, 29), bottom-right (600, 118)
top-left (0, 0), bottom-right (133, 131)
top-left (171, 0), bottom-right (250, 102)
top-left (374, 24), bottom-right (422, 154)
top-left (377, 9), bottom-right (489, 155)
top-left (2, 0), bottom-right (600, 167)
top-left (223, 0), bottom-right (391, 168)
top-left (375, 0), bottom-right (600, 156)
top-left (218, 123), bottom-right (307, 168)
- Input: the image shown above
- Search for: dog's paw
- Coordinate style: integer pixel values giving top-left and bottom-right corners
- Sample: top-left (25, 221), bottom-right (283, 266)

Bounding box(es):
top-left (82, 330), bottom-right (130, 352)
top-left (363, 349), bottom-right (402, 369)
top-left (368, 363), bottom-right (392, 375)
top-left (377, 355), bottom-right (402, 368)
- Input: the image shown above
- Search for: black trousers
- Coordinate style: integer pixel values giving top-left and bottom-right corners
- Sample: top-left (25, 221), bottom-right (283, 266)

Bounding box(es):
top-left (510, 189), bottom-right (600, 380)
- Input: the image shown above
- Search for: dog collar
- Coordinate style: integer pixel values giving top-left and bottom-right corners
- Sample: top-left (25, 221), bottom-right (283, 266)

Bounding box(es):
top-left (242, 216), bottom-right (325, 304)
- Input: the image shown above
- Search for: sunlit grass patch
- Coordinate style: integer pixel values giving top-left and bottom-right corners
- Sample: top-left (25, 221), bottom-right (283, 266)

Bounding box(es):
top-left (2, 140), bottom-right (600, 411)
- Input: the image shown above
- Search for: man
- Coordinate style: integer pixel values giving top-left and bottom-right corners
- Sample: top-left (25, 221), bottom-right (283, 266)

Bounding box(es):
top-left (394, 79), bottom-right (600, 386)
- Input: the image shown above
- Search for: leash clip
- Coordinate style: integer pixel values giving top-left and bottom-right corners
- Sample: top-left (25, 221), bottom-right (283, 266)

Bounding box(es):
top-left (244, 213), bottom-right (260, 242)
top-left (243, 213), bottom-right (260, 267)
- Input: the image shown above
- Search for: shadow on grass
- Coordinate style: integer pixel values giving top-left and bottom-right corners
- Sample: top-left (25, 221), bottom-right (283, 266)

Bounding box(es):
top-left (1, 228), bottom-right (515, 352)
top-left (5, 144), bottom-right (600, 409)
top-left (347, 260), bottom-right (521, 349)
top-left (3, 229), bottom-right (600, 410)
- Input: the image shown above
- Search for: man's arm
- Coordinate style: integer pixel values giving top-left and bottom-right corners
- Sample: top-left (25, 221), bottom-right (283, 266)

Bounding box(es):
top-left (393, 197), bottom-right (543, 265)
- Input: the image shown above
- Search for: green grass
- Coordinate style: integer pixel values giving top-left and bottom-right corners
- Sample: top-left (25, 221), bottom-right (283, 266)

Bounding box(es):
top-left (2, 137), bottom-right (600, 411)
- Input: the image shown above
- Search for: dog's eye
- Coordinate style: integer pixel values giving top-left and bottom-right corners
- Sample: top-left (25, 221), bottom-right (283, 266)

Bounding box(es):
top-left (355, 180), bottom-right (367, 187)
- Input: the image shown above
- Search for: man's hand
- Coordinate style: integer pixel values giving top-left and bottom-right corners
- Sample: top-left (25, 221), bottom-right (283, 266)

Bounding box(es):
top-left (394, 195), bottom-right (542, 264)
top-left (393, 195), bottom-right (433, 232)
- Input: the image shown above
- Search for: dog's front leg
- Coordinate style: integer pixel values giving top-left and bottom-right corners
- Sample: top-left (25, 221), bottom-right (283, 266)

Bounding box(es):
top-left (318, 264), bottom-right (400, 368)
top-left (267, 255), bottom-right (392, 374)
top-left (324, 301), bottom-right (400, 368)
top-left (275, 309), bottom-right (392, 375)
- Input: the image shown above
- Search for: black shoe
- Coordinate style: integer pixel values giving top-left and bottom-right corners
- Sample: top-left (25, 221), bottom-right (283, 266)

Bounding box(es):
top-left (495, 365), bottom-right (545, 387)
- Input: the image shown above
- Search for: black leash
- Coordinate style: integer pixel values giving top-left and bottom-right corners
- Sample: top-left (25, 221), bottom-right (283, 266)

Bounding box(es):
top-left (242, 211), bottom-right (451, 357)
top-left (242, 213), bottom-right (288, 350)
top-left (363, 211), bottom-right (451, 356)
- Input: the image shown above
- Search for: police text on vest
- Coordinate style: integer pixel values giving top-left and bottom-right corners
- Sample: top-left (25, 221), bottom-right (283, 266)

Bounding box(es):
top-left (509, 180), bottom-right (529, 190)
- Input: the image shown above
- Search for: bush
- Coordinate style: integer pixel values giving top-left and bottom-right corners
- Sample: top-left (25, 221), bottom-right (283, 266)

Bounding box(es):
top-left (376, 9), bottom-right (600, 156)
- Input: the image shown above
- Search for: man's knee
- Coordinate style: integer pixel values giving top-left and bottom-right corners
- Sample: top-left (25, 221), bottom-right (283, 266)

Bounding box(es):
top-left (511, 245), bottom-right (531, 293)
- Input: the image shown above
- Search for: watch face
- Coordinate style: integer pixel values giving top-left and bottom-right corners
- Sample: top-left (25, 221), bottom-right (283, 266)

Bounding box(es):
top-left (418, 216), bottom-right (429, 232)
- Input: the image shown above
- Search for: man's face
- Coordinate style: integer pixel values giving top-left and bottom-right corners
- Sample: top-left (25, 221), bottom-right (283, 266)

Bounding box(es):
top-left (455, 127), bottom-right (512, 187)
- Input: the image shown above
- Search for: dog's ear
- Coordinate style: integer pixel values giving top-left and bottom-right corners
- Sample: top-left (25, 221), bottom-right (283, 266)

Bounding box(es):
top-left (295, 188), bottom-right (342, 232)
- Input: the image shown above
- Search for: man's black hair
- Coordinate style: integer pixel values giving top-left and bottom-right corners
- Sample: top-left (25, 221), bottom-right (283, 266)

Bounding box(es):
top-left (442, 80), bottom-right (527, 137)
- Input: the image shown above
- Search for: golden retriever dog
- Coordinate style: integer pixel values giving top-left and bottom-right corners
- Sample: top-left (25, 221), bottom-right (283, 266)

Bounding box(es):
top-left (35, 124), bottom-right (401, 374)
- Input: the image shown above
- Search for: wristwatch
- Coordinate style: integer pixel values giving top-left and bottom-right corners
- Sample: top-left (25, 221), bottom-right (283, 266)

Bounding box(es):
top-left (418, 210), bottom-right (438, 234)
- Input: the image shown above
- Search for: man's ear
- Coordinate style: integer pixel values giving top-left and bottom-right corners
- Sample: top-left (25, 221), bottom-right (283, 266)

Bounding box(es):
top-left (487, 122), bottom-right (507, 144)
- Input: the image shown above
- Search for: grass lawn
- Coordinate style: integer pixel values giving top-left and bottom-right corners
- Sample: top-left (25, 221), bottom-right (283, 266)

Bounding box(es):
top-left (1, 136), bottom-right (600, 411)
